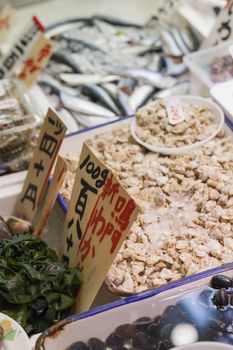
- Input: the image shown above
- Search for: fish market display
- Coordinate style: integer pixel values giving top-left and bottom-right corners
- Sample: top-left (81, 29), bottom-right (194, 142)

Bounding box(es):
top-left (135, 100), bottom-right (217, 148)
top-left (0, 217), bottom-right (82, 335)
top-left (0, 79), bottom-right (41, 175)
top-left (205, 54), bottom-right (233, 83)
top-left (61, 118), bottom-right (233, 294)
top-left (67, 274), bottom-right (233, 350)
top-left (40, 16), bottom-right (199, 130)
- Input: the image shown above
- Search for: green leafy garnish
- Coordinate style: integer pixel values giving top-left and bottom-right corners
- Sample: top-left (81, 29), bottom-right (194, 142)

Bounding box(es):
top-left (0, 234), bottom-right (82, 335)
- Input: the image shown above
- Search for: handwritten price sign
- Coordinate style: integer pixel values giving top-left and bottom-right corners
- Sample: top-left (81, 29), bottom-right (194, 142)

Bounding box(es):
top-left (202, 0), bottom-right (233, 48)
top-left (0, 1), bottom-right (15, 43)
top-left (60, 143), bottom-right (139, 312)
top-left (18, 33), bottom-right (54, 87)
top-left (14, 108), bottom-right (67, 222)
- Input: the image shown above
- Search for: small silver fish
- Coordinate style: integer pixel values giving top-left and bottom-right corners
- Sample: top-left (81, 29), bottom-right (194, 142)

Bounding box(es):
top-left (83, 85), bottom-right (120, 114)
top-left (164, 57), bottom-right (187, 76)
top-left (72, 112), bottom-right (117, 127)
top-left (170, 26), bottom-right (190, 55)
top-left (38, 74), bottom-right (77, 96)
top-left (117, 68), bottom-right (177, 89)
top-left (58, 108), bottom-right (80, 134)
top-left (159, 26), bottom-right (183, 57)
top-left (60, 92), bottom-right (116, 118)
top-left (153, 81), bottom-right (189, 99)
top-left (60, 73), bottom-right (120, 86)
top-left (129, 84), bottom-right (155, 112)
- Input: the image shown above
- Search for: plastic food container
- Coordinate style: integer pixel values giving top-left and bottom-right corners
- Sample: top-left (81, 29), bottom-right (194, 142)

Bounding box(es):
top-left (184, 40), bottom-right (233, 96)
top-left (35, 264), bottom-right (233, 350)
top-left (0, 79), bottom-right (42, 175)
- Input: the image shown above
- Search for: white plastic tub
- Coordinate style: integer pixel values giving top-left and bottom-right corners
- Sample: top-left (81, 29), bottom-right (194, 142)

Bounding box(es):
top-left (184, 40), bottom-right (233, 96)
top-left (35, 264), bottom-right (233, 349)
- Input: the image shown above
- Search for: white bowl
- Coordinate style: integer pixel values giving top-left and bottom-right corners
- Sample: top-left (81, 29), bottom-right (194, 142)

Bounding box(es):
top-left (0, 312), bottom-right (31, 350)
top-left (171, 342), bottom-right (233, 350)
top-left (131, 95), bottom-right (225, 155)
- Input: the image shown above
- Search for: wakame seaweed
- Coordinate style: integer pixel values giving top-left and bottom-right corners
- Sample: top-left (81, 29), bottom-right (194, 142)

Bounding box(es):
top-left (0, 234), bottom-right (82, 335)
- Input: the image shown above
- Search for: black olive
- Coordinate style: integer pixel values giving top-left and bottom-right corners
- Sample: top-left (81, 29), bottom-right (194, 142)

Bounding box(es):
top-left (115, 324), bottom-right (135, 339)
top-left (160, 324), bottom-right (173, 340)
top-left (68, 342), bottom-right (90, 350)
top-left (212, 290), bottom-right (229, 309)
top-left (147, 316), bottom-right (164, 338)
top-left (162, 305), bottom-right (186, 325)
top-left (105, 332), bottom-right (124, 348)
top-left (132, 332), bottom-right (148, 347)
top-left (210, 275), bottom-right (232, 289)
top-left (133, 317), bottom-right (153, 331)
top-left (88, 338), bottom-right (106, 350)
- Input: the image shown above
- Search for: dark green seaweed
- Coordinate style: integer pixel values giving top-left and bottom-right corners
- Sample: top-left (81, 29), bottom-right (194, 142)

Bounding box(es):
top-left (0, 234), bottom-right (82, 335)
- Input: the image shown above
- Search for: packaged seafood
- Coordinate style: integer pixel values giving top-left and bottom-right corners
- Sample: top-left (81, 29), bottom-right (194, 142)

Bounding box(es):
top-left (36, 264), bottom-right (233, 350)
top-left (184, 40), bottom-right (233, 96)
top-left (55, 99), bottom-right (233, 296)
top-left (0, 79), bottom-right (42, 176)
top-left (39, 15), bottom-right (199, 130)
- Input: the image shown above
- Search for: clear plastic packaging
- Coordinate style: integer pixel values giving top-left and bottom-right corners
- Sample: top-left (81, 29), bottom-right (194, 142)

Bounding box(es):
top-left (184, 40), bottom-right (233, 96)
top-left (36, 264), bottom-right (233, 350)
top-left (0, 79), bottom-right (42, 175)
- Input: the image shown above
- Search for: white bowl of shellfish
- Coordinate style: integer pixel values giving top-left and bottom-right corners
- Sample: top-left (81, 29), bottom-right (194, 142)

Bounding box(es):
top-left (131, 95), bottom-right (224, 155)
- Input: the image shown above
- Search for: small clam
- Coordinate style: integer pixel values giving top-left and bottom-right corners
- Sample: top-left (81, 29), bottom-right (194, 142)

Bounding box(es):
top-left (0, 216), bottom-right (12, 239)
top-left (6, 216), bottom-right (32, 235)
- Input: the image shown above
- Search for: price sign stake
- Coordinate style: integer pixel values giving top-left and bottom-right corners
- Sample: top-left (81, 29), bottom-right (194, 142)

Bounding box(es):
top-left (60, 143), bottom-right (139, 313)
top-left (14, 108), bottom-right (67, 222)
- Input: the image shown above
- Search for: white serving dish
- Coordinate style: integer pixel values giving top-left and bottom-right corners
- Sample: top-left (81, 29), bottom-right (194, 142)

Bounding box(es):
top-left (35, 264), bottom-right (233, 349)
top-left (184, 40), bottom-right (233, 96)
top-left (131, 95), bottom-right (224, 155)
top-left (0, 312), bottom-right (31, 350)
top-left (210, 80), bottom-right (233, 125)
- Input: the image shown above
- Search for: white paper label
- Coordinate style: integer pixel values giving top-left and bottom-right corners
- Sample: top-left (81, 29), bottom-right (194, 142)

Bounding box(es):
top-left (166, 99), bottom-right (186, 125)
top-left (0, 84), bottom-right (5, 97)
top-left (0, 98), bottom-right (18, 110)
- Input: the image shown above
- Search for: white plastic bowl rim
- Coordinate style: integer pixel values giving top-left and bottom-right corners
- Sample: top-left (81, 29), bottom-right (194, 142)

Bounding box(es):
top-left (171, 341), bottom-right (233, 350)
top-left (130, 95), bottom-right (225, 155)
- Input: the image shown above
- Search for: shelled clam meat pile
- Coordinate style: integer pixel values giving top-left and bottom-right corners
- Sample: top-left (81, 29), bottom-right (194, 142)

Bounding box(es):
top-left (61, 106), bottom-right (233, 294)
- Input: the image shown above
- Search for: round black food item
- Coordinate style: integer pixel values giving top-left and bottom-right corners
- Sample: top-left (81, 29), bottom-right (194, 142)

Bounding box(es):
top-left (213, 290), bottom-right (229, 309)
top-left (105, 332), bottom-right (124, 348)
top-left (115, 324), bottom-right (135, 339)
top-left (132, 332), bottom-right (148, 347)
top-left (68, 342), bottom-right (90, 350)
top-left (160, 323), bottom-right (173, 340)
top-left (88, 338), bottom-right (106, 350)
top-left (210, 275), bottom-right (232, 289)
top-left (133, 317), bottom-right (153, 331)
top-left (162, 305), bottom-right (186, 325)
top-left (156, 339), bottom-right (172, 350)
top-left (147, 316), bottom-right (165, 338)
